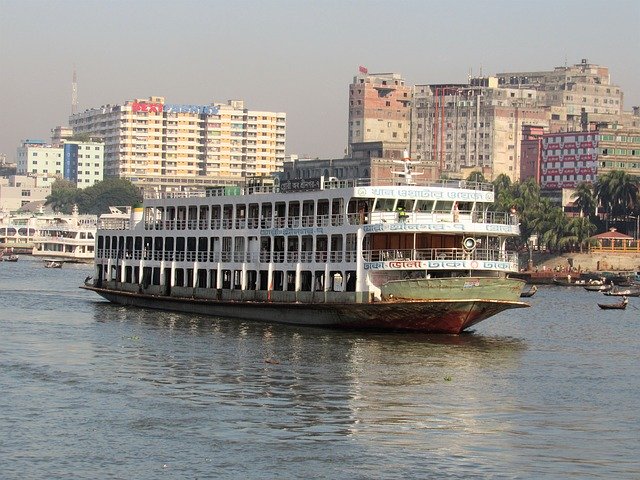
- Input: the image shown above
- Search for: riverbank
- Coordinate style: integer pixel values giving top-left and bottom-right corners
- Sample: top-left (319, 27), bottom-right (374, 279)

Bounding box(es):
top-left (514, 251), bottom-right (640, 284)
top-left (528, 251), bottom-right (640, 273)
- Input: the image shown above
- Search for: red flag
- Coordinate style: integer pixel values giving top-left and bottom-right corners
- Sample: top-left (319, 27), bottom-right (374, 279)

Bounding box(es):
top-left (358, 65), bottom-right (368, 74)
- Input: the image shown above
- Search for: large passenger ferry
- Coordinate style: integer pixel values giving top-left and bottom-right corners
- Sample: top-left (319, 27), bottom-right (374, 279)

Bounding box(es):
top-left (82, 174), bottom-right (529, 333)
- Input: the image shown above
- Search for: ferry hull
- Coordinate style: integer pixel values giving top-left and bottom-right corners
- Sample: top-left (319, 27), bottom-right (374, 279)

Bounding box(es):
top-left (381, 277), bottom-right (525, 302)
top-left (82, 285), bottom-right (528, 334)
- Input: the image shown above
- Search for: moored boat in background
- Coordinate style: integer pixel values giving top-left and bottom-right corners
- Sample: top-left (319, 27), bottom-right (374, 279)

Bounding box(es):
top-left (603, 287), bottom-right (640, 297)
top-left (32, 206), bottom-right (97, 263)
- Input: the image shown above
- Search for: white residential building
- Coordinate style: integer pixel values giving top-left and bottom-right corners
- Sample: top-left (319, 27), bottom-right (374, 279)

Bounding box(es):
top-left (16, 140), bottom-right (63, 188)
top-left (69, 97), bottom-right (286, 192)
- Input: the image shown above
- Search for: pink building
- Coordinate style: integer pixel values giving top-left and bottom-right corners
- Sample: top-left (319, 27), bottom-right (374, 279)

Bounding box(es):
top-left (540, 131), bottom-right (598, 189)
top-left (520, 126), bottom-right (545, 183)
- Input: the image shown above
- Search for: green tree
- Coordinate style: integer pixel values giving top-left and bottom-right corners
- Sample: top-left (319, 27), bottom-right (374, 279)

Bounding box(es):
top-left (572, 182), bottom-right (597, 218)
top-left (45, 178), bottom-right (142, 215)
top-left (78, 177), bottom-right (143, 215)
top-left (492, 174), bottom-right (515, 212)
top-left (596, 170), bottom-right (639, 229)
top-left (537, 205), bottom-right (571, 252)
top-left (466, 171), bottom-right (486, 184)
top-left (563, 216), bottom-right (597, 253)
top-left (45, 179), bottom-right (80, 213)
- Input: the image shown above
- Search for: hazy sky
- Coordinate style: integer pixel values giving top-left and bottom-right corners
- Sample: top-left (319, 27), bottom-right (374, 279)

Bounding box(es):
top-left (1, 0), bottom-right (638, 161)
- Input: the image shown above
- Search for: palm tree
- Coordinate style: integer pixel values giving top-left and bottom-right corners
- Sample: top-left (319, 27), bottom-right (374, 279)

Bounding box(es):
top-left (562, 216), bottom-right (597, 253)
top-left (538, 206), bottom-right (570, 252)
top-left (517, 178), bottom-right (541, 207)
top-left (492, 174), bottom-right (514, 212)
top-left (596, 171), bottom-right (639, 229)
top-left (572, 182), bottom-right (597, 218)
top-left (466, 171), bottom-right (486, 184)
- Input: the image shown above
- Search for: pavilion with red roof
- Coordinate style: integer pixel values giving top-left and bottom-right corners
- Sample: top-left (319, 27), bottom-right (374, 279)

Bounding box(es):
top-left (590, 228), bottom-right (636, 252)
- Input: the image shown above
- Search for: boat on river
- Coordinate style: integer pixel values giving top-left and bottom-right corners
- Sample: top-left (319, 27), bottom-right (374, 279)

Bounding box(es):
top-left (32, 206), bottom-right (97, 263)
top-left (598, 297), bottom-right (628, 310)
top-left (520, 285), bottom-right (537, 298)
top-left (1, 251), bottom-right (19, 262)
top-left (82, 172), bottom-right (528, 334)
top-left (603, 287), bottom-right (640, 297)
top-left (44, 261), bottom-right (63, 269)
top-left (585, 283), bottom-right (613, 292)
top-left (553, 277), bottom-right (588, 287)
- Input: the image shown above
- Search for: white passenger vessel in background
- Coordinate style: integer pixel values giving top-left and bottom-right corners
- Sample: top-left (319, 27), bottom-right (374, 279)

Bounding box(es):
top-left (32, 206), bottom-right (97, 263)
top-left (82, 174), bottom-right (528, 333)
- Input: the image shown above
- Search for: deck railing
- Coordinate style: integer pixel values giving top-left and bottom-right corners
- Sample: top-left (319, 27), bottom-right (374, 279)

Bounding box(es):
top-left (95, 247), bottom-right (516, 265)
top-left (591, 242), bottom-right (640, 253)
top-left (363, 248), bottom-right (517, 264)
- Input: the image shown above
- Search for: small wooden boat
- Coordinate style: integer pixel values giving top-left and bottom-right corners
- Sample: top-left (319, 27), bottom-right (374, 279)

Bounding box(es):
top-left (1, 254), bottom-right (19, 262)
top-left (44, 261), bottom-right (63, 269)
top-left (603, 288), bottom-right (640, 297)
top-left (585, 283), bottom-right (612, 292)
top-left (598, 297), bottom-right (628, 310)
top-left (552, 278), bottom-right (587, 287)
top-left (520, 285), bottom-right (538, 297)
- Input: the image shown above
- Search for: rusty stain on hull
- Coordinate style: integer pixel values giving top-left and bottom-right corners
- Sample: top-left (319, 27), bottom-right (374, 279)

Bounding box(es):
top-left (82, 286), bottom-right (529, 334)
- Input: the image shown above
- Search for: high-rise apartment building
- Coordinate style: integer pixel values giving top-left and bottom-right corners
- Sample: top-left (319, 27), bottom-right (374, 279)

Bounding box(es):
top-left (529, 124), bottom-right (640, 190)
top-left (62, 140), bottom-right (104, 187)
top-left (348, 72), bottom-right (411, 156)
top-left (409, 60), bottom-right (627, 182)
top-left (540, 130), bottom-right (599, 189)
top-left (496, 59), bottom-right (623, 129)
top-left (16, 140), bottom-right (63, 188)
top-left (16, 139), bottom-right (103, 189)
top-left (412, 77), bottom-right (548, 181)
top-left (520, 125), bottom-right (545, 183)
top-left (69, 97), bottom-right (286, 192)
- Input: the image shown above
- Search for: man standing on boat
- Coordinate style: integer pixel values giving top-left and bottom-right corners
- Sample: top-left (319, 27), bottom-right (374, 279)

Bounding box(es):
top-left (397, 206), bottom-right (408, 222)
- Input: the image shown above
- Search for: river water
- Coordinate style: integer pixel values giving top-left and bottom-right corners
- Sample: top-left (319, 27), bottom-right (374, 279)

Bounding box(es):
top-left (1, 256), bottom-right (638, 479)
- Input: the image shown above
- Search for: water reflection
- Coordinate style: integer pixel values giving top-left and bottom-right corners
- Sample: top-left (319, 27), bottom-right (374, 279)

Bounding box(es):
top-left (90, 301), bottom-right (526, 447)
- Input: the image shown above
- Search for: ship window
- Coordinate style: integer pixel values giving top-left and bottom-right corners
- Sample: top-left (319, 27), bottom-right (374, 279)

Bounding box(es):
top-left (416, 200), bottom-right (434, 212)
top-left (300, 271), bottom-right (313, 291)
top-left (457, 202), bottom-right (473, 213)
top-left (396, 199), bottom-right (415, 211)
top-left (221, 270), bottom-right (231, 289)
top-left (434, 201), bottom-right (454, 213)
top-left (374, 198), bottom-right (395, 212)
top-left (272, 271), bottom-right (284, 291)
top-left (197, 269), bottom-right (207, 288)
top-left (175, 269), bottom-right (185, 287)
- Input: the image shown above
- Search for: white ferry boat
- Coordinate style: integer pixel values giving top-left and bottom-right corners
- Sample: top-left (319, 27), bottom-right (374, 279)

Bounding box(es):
top-left (82, 172), bottom-right (529, 333)
top-left (0, 212), bottom-right (39, 253)
top-left (32, 206), bottom-right (97, 263)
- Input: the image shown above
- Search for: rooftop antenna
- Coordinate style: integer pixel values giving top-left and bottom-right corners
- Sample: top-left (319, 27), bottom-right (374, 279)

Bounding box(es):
top-left (392, 150), bottom-right (423, 186)
top-left (71, 65), bottom-right (78, 115)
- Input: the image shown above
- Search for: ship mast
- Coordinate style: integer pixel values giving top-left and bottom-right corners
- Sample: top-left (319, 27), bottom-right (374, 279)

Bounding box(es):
top-left (391, 150), bottom-right (423, 185)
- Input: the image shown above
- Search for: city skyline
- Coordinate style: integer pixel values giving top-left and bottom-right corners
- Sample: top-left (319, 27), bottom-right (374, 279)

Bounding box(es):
top-left (1, 0), bottom-right (638, 161)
